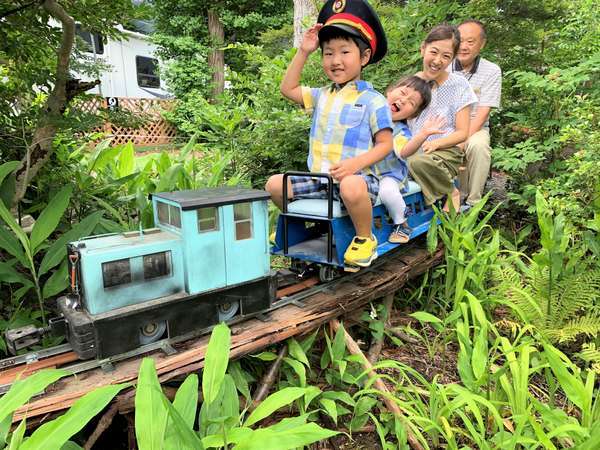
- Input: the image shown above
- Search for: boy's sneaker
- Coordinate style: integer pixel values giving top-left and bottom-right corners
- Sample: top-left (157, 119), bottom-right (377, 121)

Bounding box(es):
top-left (388, 222), bottom-right (412, 244)
top-left (344, 235), bottom-right (378, 268)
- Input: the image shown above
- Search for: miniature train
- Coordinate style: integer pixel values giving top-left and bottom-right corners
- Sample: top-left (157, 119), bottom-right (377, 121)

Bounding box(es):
top-left (5, 174), bottom-right (434, 360)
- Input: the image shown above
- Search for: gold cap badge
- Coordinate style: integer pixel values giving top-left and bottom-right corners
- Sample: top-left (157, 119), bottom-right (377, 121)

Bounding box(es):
top-left (333, 0), bottom-right (346, 13)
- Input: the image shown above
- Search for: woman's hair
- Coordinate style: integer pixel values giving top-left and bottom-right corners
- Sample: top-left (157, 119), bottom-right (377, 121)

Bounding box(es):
top-left (423, 24), bottom-right (460, 56)
top-left (386, 75), bottom-right (433, 117)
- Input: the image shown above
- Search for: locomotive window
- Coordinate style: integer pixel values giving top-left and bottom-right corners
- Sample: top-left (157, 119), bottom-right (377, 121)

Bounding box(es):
top-left (143, 251), bottom-right (171, 280)
top-left (157, 202), bottom-right (169, 225)
top-left (157, 202), bottom-right (181, 229)
top-left (169, 205), bottom-right (181, 228)
top-left (198, 207), bottom-right (218, 232)
top-left (102, 259), bottom-right (131, 288)
top-left (233, 203), bottom-right (252, 240)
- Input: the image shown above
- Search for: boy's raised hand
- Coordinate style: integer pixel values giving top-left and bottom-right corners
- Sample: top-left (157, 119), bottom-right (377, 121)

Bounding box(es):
top-left (300, 24), bottom-right (324, 54)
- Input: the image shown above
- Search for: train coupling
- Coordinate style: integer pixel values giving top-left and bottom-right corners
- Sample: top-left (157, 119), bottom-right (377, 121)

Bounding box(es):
top-left (5, 316), bottom-right (67, 355)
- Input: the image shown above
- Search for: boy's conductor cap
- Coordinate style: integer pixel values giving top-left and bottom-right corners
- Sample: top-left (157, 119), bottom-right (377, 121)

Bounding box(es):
top-left (317, 0), bottom-right (387, 65)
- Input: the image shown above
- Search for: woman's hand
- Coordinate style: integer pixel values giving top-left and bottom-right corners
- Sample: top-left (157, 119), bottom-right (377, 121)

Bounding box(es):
top-left (422, 140), bottom-right (441, 154)
top-left (300, 24), bottom-right (323, 55)
top-left (422, 115), bottom-right (447, 136)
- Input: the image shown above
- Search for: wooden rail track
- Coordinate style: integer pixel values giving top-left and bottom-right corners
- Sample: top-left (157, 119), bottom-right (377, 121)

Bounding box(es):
top-left (3, 242), bottom-right (443, 424)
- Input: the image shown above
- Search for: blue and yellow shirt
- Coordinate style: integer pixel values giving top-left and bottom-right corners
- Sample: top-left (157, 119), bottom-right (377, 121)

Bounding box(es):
top-left (301, 80), bottom-right (393, 177)
top-left (375, 121), bottom-right (410, 188)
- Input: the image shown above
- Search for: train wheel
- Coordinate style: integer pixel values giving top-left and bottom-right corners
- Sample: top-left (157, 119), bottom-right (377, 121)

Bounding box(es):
top-left (319, 265), bottom-right (339, 283)
top-left (218, 301), bottom-right (240, 322)
top-left (139, 320), bottom-right (167, 345)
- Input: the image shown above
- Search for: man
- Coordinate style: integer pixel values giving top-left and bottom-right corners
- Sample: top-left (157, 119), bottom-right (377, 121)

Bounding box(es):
top-left (452, 20), bottom-right (502, 207)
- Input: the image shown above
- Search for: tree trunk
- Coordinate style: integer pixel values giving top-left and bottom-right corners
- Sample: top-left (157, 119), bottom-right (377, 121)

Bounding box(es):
top-left (293, 0), bottom-right (317, 48)
top-left (12, 0), bottom-right (75, 207)
top-left (207, 9), bottom-right (225, 101)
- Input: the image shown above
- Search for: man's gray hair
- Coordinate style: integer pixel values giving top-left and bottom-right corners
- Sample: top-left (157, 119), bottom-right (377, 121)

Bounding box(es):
top-left (458, 19), bottom-right (487, 40)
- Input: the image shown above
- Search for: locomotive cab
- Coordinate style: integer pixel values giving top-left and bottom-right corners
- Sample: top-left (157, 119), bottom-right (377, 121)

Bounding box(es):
top-left (53, 187), bottom-right (275, 360)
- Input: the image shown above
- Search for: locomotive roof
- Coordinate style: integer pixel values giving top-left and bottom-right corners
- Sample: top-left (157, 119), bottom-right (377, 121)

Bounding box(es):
top-left (152, 187), bottom-right (271, 210)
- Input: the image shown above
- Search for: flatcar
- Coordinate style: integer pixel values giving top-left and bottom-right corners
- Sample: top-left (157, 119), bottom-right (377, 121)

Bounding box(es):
top-left (5, 174), bottom-right (434, 361)
top-left (270, 171), bottom-right (434, 280)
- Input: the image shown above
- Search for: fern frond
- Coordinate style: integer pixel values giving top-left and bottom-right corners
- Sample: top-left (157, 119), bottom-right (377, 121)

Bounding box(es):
top-left (552, 269), bottom-right (600, 326)
top-left (547, 314), bottom-right (600, 343)
top-left (576, 343), bottom-right (600, 363)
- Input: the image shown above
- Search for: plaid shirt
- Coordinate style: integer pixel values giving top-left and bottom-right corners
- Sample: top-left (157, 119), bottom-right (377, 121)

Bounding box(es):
top-left (301, 80), bottom-right (392, 177)
top-left (375, 121), bottom-right (410, 185)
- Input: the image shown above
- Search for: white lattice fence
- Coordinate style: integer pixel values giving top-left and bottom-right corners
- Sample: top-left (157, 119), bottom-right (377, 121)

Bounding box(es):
top-left (76, 97), bottom-right (178, 146)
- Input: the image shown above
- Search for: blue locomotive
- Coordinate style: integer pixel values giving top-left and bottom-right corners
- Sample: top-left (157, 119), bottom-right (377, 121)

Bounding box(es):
top-left (6, 175), bottom-right (434, 360)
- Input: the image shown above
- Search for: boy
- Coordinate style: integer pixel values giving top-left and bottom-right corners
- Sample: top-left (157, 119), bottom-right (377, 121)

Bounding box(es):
top-left (265, 0), bottom-right (393, 268)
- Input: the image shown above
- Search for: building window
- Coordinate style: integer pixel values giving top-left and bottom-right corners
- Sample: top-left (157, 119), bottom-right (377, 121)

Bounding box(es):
top-left (197, 207), bottom-right (218, 233)
top-left (233, 203), bottom-right (253, 240)
top-left (102, 259), bottom-right (131, 288)
top-left (143, 252), bottom-right (171, 280)
top-left (75, 24), bottom-right (104, 55)
top-left (136, 56), bottom-right (160, 88)
top-left (156, 202), bottom-right (181, 229)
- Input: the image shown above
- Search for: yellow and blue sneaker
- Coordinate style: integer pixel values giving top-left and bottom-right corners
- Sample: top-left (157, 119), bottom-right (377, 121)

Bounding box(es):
top-left (344, 235), bottom-right (378, 268)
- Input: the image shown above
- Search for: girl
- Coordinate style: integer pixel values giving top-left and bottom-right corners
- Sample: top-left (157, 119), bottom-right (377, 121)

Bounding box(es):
top-left (376, 76), bottom-right (446, 243)
top-left (408, 24), bottom-right (478, 211)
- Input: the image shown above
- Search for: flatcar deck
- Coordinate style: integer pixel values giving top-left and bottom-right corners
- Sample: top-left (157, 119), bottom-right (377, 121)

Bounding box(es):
top-left (3, 241), bottom-right (443, 423)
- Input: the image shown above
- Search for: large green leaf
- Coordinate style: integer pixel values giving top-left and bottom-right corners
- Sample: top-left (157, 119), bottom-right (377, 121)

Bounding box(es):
top-left (202, 323), bottom-right (231, 405)
top-left (117, 142), bottom-right (135, 177)
top-left (42, 260), bottom-right (68, 299)
top-left (7, 418), bottom-right (25, 450)
top-left (0, 261), bottom-right (30, 285)
top-left (135, 358), bottom-right (169, 450)
top-left (39, 210), bottom-right (104, 276)
top-left (0, 231), bottom-right (27, 268)
top-left (233, 423), bottom-right (338, 450)
top-left (30, 185), bottom-right (73, 254)
top-left (243, 387), bottom-right (307, 427)
top-left (287, 338), bottom-right (310, 367)
top-left (162, 395), bottom-right (204, 450)
top-left (0, 161), bottom-right (20, 186)
top-left (0, 369), bottom-right (69, 423)
top-left (172, 374), bottom-right (199, 429)
top-left (21, 383), bottom-right (126, 450)
top-left (0, 199), bottom-right (31, 263)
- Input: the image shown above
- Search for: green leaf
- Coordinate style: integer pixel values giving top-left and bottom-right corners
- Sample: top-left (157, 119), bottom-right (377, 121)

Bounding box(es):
top-left (42, 260), bottom-right (68, 299)
top-left (409, 311), bottom-right (443, 324)
top-left (283, 357), bottom-right (306, 387)
top-left (162, 394), bottom-right (205, 450)
top-left (30, 185), bottom-right (73, 254)
top-left (7, 418), bottom-right (25, 450)
top-left (229, 361), bottom-right (251, 402)
top-left (117, 142), bottom-right (135, 177)
top-left (0, 161), bottom-right (20, 187)
top-left (320, 398), bottom-right (338, 424)
top-left (0, 261), bottom-right (30, 285)
top-left (0, 199), bottom-right (31, 263)
top-left (172, 374), bottom-right (199, 429)
top-left (287, 338), bottom-right (310, 367)
top-left (0, 369), bottom-right (69, 423)
top-left (233, 423), bottom-right (338, 450)
top-left (135, 358), bottom-right (169, 450)
top-left (60, 442), bottom-right (84, 450)
top-left (543, 344), bottom-right (586, 410)
top-left (202, 323), bottom-right (231, 405)
top-left (244, 387), bottom-right (307, 427)
top-left (21, 383), bottom-right (126, 450)
top-left (0, 413), bottom-right (11, 447)
top-left (39, 211), bottom-right (104, 276)
top-left (0, 230), bottom-right (27, 267)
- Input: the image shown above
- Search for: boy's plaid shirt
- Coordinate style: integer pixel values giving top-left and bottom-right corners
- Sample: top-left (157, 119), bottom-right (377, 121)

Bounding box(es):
top-left (301, 80), bottom-right (393, 177)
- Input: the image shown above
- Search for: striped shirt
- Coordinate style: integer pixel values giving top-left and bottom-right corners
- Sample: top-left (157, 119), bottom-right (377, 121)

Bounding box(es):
top-left (375, 121), bottom-right (410, 185)
top-left (301, 80), bottom-right (393, 177)
top-left (450, 57), bottom-right (502, 130)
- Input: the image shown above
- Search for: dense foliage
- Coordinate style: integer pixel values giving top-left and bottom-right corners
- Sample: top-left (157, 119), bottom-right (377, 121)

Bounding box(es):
top-left (0, 0), bottom-right (599, 448)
